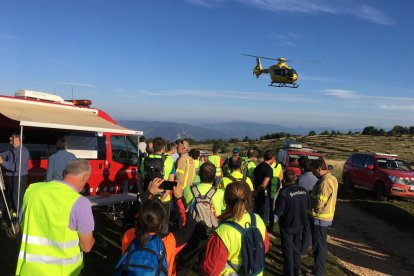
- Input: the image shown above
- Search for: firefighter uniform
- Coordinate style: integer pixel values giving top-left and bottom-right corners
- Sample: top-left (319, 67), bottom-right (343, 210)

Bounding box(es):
top-left (309, 172), bottom-right (338, 276)
top-left (176, 152), bottom-right (195, 189)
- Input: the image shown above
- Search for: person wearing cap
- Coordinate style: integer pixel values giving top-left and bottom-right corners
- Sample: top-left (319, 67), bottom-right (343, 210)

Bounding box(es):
top-left (221, 147), bottom-right (240, 178)
top-left (207, 146), bottom-right (222, 185)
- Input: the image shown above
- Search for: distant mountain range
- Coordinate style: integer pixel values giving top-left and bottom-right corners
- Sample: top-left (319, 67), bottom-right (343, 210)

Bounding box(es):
top-left (119, 120), bottom-right (359, 140)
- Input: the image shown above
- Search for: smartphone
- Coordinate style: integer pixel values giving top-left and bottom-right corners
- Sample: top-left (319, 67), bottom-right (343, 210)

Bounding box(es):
top-left (159, 181), bottom-right (177, 190)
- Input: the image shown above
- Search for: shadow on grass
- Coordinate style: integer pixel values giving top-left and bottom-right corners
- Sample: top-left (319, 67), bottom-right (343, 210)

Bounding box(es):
top-left (82, 207), bottom-right (124, 275)
top-left (267, 226), bottom-right (353, 276)
top-left (0, 205), bottom-right (356, 276)
top-left (0, 220), bottom-right (21, 276)
top-left (350, 200), bottom-right (414, 237)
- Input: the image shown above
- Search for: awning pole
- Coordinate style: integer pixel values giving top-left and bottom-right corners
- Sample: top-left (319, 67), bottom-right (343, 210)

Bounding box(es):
top-left (17, 125), bottom-right (23, 218)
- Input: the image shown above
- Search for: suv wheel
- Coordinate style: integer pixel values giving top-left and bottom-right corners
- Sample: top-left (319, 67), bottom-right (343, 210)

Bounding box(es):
top-left (375, 182), bottom-right (387, 202)
top-left (343, 174), bottom-right (354, 191)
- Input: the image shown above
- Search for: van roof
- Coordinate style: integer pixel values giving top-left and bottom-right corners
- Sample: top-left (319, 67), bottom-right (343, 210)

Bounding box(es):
top-left (0, 95), bottom-right (143, 135)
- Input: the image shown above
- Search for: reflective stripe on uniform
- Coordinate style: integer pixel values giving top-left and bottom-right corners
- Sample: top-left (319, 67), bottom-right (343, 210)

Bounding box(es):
top-left (308, 210), bottom-right (334, 219)
top-left (224, 263), bottom-right (240, 276)
top-left (18, 251), bottom-right (83, 265)
top-left (22, 234), bottom-right (79, 250)
top-left (183, 157), bottom-right (190, 187)
top-left (318, 194), bottom-right (329, 202)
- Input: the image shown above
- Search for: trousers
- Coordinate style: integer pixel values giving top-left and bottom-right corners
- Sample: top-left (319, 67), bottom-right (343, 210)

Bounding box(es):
top-left (280, 227), bottom-right (302, 276)
top-left (310, 222), bottom-right (329, 276)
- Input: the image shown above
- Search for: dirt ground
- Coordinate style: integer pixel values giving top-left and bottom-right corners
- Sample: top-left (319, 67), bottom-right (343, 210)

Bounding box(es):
top-left (327, 200), bottom-right (414, 276)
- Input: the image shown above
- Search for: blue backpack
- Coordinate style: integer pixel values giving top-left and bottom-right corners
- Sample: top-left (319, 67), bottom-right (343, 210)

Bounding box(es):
top-left (222, 213), bottom-right (265, 276)
top-left (114, 235), bottom-right (168, 276)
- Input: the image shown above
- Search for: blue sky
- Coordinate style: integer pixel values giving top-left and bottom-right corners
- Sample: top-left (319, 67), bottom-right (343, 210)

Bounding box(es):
top-left (1, 0), bottom-right (413, 129)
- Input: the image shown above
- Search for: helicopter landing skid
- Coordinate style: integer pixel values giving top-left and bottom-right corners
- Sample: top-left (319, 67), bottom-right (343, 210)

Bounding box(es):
top-left (269, 82), bottom-right (299, 88)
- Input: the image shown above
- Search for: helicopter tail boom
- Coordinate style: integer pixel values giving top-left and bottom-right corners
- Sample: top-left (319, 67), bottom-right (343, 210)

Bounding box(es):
top-left (253, 57), bottom-right (263, 78)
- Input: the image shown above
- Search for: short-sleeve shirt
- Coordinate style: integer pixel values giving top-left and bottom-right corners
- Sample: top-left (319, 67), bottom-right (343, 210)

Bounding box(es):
top-left (60, 181), bottom-right (95, 234)
top-left (253, 162), bottom-right (273, 191)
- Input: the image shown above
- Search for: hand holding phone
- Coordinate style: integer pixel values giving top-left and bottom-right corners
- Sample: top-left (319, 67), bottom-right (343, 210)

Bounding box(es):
top-left (159, 180), bottom-right (177, 190)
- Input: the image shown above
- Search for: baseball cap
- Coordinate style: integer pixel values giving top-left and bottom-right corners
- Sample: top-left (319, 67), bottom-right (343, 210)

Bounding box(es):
top-left (232, 147), bottom-right (241, 154)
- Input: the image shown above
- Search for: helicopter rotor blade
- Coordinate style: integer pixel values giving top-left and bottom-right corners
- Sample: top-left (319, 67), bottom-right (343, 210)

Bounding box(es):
top-left (290, 59), bottom-right (326, 64)
top-left (242, 54), bottom-right (325, 64)
top-left (242, 54), bottom-right (282, 61)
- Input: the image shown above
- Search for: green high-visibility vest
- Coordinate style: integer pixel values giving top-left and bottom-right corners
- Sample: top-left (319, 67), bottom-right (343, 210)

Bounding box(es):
top-left (16, 181), bottom-right (83, 276)
top-left (271, 163), bottom-right (282, 199)
top-left (208, 155), bottom-right (222, 177)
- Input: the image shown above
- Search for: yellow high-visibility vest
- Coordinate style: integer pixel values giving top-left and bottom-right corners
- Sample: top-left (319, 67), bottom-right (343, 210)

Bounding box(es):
top-left (208, 155), bottom-right (222, 177)
top-left (215, 212), bottom-right (266, 276)
top-left (17, 181), bottom-right (83, 276)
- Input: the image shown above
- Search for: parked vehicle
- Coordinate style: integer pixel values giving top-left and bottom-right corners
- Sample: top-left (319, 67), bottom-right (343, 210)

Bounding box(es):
top-left (342, 152), bottom-right (414, 200)
top-left (0, 90), bottom-right (142, 195)
top-left (277, 140), bottom-right (332, 176)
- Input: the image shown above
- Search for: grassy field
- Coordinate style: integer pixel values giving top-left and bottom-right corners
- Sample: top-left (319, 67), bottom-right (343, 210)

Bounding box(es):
top-left (1, 134), bottom-right (414, 275)
top-left (0, 208), bottom-right (352, 276)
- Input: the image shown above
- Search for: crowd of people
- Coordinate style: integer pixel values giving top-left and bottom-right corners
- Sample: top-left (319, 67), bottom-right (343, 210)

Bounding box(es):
top-left (0, 133), bottom-right (338, 276)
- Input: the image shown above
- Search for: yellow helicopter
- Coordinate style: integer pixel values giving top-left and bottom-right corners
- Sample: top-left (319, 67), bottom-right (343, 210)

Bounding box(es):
top-left (243, 54), bottom-right (299, 88)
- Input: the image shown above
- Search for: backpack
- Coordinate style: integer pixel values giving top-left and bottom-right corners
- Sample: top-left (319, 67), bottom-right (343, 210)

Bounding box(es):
top-left (114, 235), bottom-right (168, 276)
top-left (226, 174), bottom-right (248, 186)
top-left (190, 185), bottom-right (218, 231)
top-left (222, 157), bottom-right (232, 178)
top-left (143, 155), bottom-right (166, 189)
top-left (222, 213), bottom-right (265, 276)
top-left (243, 160), bottom-right (256, 179)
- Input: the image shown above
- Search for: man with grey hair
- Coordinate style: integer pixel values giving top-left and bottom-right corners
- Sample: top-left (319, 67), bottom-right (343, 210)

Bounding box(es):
top-left (46, 137), bottom-right (76, 182)
top-left (16, 159), bottom-right (95, 276)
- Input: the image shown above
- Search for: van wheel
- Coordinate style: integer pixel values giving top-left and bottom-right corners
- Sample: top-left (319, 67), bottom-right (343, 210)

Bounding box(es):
top-left (343, 175), bottom-right (354, 191)
top-left (375, 182), bottom-right (387, 201)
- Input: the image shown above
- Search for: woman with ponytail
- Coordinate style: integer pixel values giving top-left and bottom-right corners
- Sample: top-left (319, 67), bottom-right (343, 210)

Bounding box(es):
top-left (120, 178), bottom-right (195, 276)
top-left (201, 181), bottom-right (269, 276)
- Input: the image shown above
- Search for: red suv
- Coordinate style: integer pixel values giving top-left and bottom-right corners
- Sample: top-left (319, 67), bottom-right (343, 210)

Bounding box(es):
top-left (342, 153), bottom-right (414, 200)
top-left (277, 140), bottom-right (332, 176)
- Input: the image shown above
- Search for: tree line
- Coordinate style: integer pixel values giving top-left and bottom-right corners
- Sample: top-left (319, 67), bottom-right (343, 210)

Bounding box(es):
top-left (361, 125), bottom-right (414, 136)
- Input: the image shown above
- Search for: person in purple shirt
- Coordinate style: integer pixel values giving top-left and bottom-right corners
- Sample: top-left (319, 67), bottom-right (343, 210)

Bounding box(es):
top-left (0, 132), bottom-right (30, 216)
top-left (18, 159), bottom-right (95, 274)
top-left (46, 137), bottom-right (77, 182)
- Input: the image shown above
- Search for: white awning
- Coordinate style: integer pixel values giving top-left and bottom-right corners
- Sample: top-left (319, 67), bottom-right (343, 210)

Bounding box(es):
top-left (0, 96), bottom-right (143, 135)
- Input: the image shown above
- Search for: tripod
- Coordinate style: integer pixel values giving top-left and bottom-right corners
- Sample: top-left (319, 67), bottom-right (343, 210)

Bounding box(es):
top-left (0, 171), bottom-right (16, 234)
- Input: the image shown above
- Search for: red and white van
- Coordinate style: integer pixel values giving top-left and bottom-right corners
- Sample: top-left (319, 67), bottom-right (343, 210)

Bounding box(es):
top-left (0, 90), bottom-right (143, 195)
top-left (277, 140), bottom-right (332, 176)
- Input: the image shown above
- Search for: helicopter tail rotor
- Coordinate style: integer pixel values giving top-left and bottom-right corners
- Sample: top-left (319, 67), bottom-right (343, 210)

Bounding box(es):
top-left (253, 57), bottom-right (263, 78)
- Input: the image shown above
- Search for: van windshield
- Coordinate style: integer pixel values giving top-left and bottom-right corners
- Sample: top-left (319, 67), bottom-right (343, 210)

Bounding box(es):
top-left (111, 135), bottom-right (138, 164)
top-left (376, 158), bottom-right (412, 171)
top-left (288, 154), bottom-right (323, 167)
